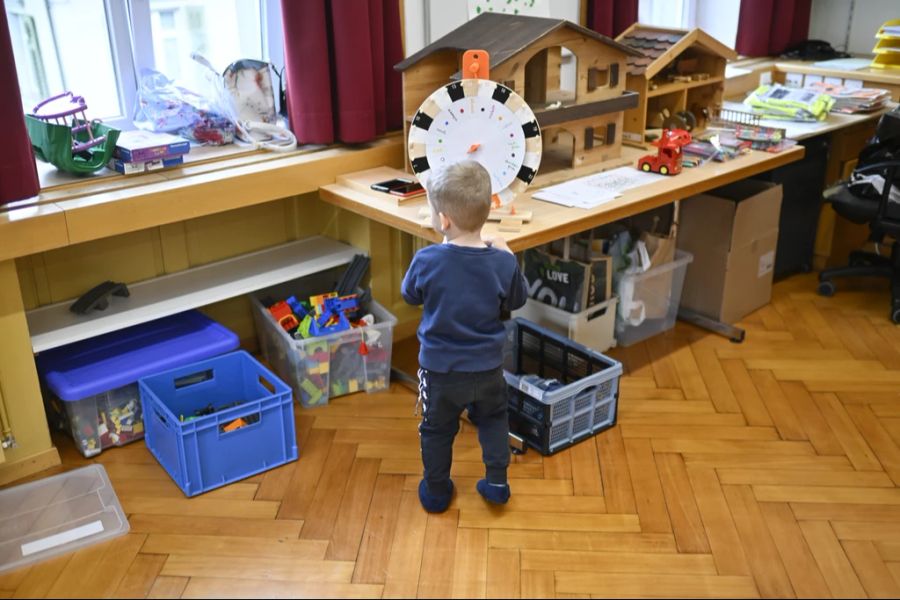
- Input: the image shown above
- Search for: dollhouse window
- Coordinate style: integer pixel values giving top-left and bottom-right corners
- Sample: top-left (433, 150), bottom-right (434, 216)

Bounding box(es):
top-left (524, 46), bottom-right (576, 108)
top-left (588, 67), bottom-right (609, 91)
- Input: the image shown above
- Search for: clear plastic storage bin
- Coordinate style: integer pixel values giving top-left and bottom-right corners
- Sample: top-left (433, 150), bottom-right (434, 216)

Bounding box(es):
top-left (615, 250), bottom-right (693, 347)
top-left (250, 270), bottom-right (396, 408)
top-left (36, 311), bottom-right (239, 457)
top-left (0, 464), bottom-right (129, 574)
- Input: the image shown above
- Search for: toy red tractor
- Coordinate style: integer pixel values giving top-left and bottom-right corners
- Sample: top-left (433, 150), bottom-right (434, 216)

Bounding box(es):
top-left (637, 128), bottom-right (692, 176)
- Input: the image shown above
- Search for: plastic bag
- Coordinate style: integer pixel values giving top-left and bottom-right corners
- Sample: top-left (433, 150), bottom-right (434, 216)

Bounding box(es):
top-left (608, 231), bottom-right (652, 327)
top-left (192, 54), bottom-right (296, 152)
top-left (132, 69), bottom-right (234, 145)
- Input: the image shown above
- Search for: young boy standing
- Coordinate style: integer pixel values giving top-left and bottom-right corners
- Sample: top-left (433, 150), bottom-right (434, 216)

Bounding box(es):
top-left (401, 160), bottom-right (528, 513)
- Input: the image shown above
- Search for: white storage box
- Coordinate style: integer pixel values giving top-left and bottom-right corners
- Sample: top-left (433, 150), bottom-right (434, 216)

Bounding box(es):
top-left (513, 296), bottom-right (617, 352)
top-left (251, 271), bottom-right (396, 408)
top-left (615, 250), bottom-right (693, 347)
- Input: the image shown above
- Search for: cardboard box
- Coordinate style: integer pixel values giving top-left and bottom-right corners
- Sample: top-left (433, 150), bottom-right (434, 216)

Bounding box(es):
top-left (524, 248), bottom-right (612, 313)
top-left (677, 180), bottom-right (782, 324)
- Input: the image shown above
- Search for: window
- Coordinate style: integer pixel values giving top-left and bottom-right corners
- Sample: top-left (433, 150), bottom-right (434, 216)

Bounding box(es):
top-left (588, 67), bottom-right (609, 92)
top-left (7, 0), bottom-right (129, 125)
top-left (639, 0), bottom-right (740, 49)
top-left (142, 0), bottom-right (264, 94)
top-left (6, 0), bottom-right (284, 129)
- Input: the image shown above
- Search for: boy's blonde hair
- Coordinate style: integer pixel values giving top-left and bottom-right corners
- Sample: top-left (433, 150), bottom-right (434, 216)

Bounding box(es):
top-left (427, 160), bottom-right (492, 232)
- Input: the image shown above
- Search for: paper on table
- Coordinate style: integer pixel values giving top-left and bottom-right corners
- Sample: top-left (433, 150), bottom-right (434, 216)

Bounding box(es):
top-left (811, 57), bottom-right (872, 71)
top-left (532, 167), bottom-right (665, 209)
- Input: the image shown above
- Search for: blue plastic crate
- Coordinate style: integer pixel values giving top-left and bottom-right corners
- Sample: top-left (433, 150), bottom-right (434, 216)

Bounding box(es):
top-left (139, 351), bottom-right (297, 496)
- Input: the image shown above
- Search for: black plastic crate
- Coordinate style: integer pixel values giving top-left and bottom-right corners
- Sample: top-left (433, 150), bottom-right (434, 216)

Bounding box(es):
top-left (503, 318), bottom-right (623, 455)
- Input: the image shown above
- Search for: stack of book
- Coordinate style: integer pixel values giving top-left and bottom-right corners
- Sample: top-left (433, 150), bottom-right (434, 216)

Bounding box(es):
top-left (110, 131), bottom-right (191, 175)
top-left (804, 81), bottom-right (891, 114)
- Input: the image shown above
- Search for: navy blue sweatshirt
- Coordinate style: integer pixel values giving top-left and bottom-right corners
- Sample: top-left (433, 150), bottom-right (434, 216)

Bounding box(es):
top-left (401, 243), bottom-right (528, 373)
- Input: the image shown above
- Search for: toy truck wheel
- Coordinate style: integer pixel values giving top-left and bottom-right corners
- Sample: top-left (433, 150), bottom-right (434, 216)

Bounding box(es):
top-left (640, 162), bottom-right (651, 172)
top-left (659, 165), bottom-right (669, 175)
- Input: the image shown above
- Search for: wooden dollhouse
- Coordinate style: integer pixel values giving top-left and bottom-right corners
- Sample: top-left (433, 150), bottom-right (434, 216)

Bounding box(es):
top-left (394, 13), bottom-right (642, 175)
top-left (615, 24), bottom-right (737, 146)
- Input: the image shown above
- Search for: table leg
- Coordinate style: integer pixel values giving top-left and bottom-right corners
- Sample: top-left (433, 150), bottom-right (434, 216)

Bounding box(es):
top-left (677, 307), bottom-right (745, 343)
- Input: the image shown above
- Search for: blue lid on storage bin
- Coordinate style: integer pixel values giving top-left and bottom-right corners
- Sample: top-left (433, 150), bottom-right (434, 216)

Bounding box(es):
top-left (37, 310), bottom-right (239, 402)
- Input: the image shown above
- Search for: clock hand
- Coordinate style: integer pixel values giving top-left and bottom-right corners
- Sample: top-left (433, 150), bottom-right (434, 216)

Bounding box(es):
top-left (467, 143), bottom-right (481, 154)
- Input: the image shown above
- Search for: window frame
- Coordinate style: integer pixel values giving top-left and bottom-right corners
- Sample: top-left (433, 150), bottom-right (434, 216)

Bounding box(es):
top-left (9, 0), bottom-right (284, 130)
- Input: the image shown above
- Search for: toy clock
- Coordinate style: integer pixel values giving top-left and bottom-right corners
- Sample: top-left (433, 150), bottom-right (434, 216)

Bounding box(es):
top-left (407, 50), bottom-right (542, 211)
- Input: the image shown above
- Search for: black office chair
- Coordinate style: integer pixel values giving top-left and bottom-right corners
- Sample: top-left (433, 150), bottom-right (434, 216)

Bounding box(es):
top-left (816, 108), bottom-right (900, 323)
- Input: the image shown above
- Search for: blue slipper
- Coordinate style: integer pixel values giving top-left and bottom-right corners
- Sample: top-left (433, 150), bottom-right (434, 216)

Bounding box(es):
top-left (419, 479), bottom-right (454, 513)
top-left (477, 479), bottom-right (510, 504)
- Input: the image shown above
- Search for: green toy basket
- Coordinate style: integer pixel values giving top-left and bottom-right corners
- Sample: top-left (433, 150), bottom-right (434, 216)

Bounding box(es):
top-left (25, 116), bottom-right (120, 175)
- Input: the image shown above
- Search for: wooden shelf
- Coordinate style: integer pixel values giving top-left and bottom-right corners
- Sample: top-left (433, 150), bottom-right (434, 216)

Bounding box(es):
top-left (647, 76), bottom-right (724, 98)
top-left (27, 236), bottom-right (361, 353)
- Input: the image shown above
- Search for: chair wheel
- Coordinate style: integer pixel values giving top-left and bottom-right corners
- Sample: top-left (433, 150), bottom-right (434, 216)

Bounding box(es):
top-left (817, 281), bottom-right (836, 297)
top-left (892, 307), bottom-right (900, 325)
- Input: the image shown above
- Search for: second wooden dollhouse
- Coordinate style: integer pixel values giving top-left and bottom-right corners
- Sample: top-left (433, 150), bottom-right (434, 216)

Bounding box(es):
top-left (395, 13), bottom-right (643, 175)
top-left (616, 24), bottom-right (737, 146)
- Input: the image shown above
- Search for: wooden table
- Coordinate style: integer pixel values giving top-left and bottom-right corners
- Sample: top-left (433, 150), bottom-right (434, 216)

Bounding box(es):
top-left (773, 60), bottom-right (900, 101)
top-left (320, 144), bottom-right (805, 342)
top-left (320, 145), bottom-right (805, 253)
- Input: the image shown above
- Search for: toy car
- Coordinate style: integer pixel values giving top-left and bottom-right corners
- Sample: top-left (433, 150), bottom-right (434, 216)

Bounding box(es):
top-left (637, 128), bottom-right (692, 176)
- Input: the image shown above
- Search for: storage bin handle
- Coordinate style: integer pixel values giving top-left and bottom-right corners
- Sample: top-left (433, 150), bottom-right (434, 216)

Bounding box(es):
top-left (217, 407), bottom-right (262, 436)
top-left (584, 305), bottom-right (609, 322)
top-left (152, 408), bottom-right (172, 431)
top-left (174, 369), bottom-right (213, 389)
top-left (257, 375), bottom-right (276, 394)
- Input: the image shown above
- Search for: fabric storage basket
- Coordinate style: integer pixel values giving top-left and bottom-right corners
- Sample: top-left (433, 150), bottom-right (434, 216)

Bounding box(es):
top-left (36, 310), bottom-right (239, 457)
top-left (139, 350), bottom-right (297, 497)
top-left (250, 270), bottom-right (396, 408)
top-left (503, 317), bottom-right (623, 455)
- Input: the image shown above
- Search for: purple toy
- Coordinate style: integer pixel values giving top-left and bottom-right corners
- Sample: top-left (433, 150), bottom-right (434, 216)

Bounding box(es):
top-left (32, 92), bottom-right (106, 154)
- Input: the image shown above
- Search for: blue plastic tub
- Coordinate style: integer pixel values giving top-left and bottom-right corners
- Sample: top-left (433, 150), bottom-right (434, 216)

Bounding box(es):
top-left (36, 310), bottom-right (239, 457)
top-left (139, 350), bottom-right (297, 496)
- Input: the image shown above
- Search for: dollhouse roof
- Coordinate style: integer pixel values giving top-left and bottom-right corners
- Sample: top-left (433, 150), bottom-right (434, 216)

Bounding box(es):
top-left (616, 24), bottom-right (737, 78)
top-left (395, 12), bottom-right (641, 77)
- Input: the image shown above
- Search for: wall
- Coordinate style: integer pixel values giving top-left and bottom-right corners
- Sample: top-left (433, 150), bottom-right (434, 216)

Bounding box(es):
top-left (808, 0), bottom-right (895, 55)
top-left (694, 0), bottom-right (740, 49)
top-left (402, 0), bottom-right (582, 56)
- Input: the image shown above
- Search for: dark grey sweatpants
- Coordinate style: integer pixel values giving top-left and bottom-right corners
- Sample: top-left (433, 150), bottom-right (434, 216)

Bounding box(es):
top-left (418, 366), bottom-right (510, 494)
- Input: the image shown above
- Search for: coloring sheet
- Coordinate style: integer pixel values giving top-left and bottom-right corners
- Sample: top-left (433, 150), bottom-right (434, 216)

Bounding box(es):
top-left (532, 167), bottom-right (665, 209)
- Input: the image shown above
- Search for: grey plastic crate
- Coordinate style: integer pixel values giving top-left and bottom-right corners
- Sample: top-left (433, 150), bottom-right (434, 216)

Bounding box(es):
top-left (503, 317), bottom-right (623, 455)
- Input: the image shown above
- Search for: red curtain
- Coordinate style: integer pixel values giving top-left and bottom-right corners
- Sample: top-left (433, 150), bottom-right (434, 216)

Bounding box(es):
top-left (735, 0), bottom-right (812, 57)
top-left (280, 0), bottom-right (403, 145)
top-left (587, 0), bottom-right (638, 38)
top-left (0, 0), bottom-right (40, 205)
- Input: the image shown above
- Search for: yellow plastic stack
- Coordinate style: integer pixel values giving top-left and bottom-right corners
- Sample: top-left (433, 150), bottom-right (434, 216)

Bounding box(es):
top-left (871, 19), bottom-right (900, 71)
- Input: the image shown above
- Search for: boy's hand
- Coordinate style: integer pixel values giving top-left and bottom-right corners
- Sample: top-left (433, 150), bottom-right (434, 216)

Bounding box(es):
top-left (484, 235), bottom-right (512, 254)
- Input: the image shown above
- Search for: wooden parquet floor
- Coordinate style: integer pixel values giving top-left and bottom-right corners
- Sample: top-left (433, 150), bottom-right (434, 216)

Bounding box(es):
top-left (3, 273), bottom-right (900, 598)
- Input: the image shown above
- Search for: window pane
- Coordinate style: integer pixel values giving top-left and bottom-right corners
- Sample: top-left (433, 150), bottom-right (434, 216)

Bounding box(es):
top-left (6, 0), bottom-right (122, 119)
top-left (149, 0), bottom-right (263, 92)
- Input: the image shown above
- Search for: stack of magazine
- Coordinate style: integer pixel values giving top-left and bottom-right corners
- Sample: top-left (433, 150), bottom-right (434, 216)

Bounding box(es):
top-left (804, 81), bottom-right (891, 114)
